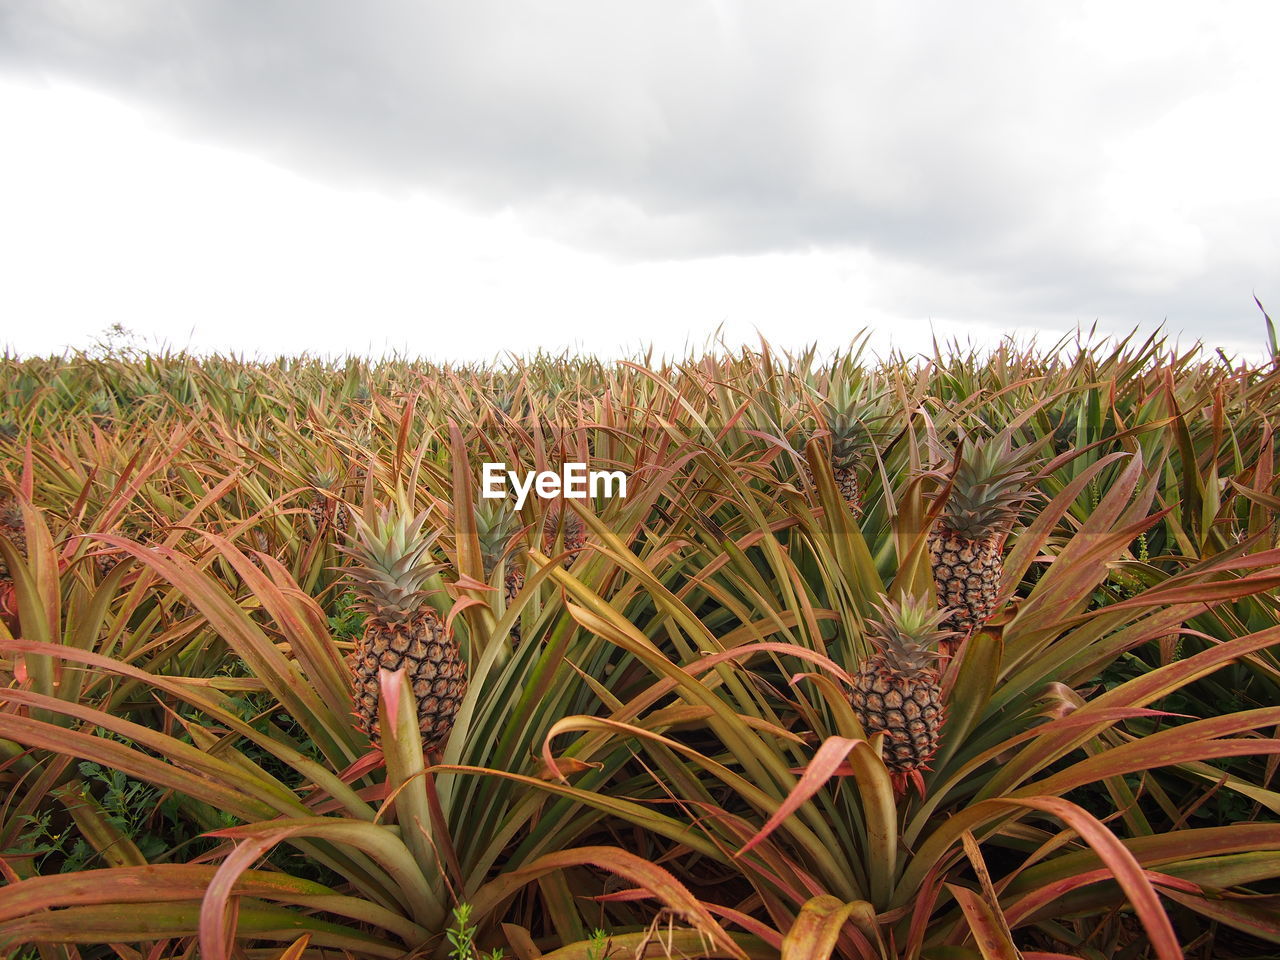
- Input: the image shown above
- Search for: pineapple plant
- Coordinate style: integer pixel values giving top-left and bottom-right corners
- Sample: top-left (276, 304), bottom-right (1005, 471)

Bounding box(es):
top-left (0, 496), bottom-right (27, 628)
top-left (88, 391), bottom-right (116, 431)
top-left (850, 596), bottom-right (955, 796)
top-left (92, 516), bottom-right (155, 578)
top-left (927, 434), bottom-right (1041, 645)
top-left (0, 495), bottom-right (26, 581)
top-left (808, 373), bottom-right (880, 515)
top-left (542, 501), bottom-right (586, 568)
top-left (305, 467), bottom-right (349, 535)
top-left (475, 497), bottom-right (526, 610)
top-left (343, 503), bottom-right (465, 748)
top-left (826, 412), bottom-right (874, 516)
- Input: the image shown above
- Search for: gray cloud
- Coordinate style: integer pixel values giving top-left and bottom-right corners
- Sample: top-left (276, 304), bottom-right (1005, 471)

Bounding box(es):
top-left (1, 0), bottom-right (1275, 345)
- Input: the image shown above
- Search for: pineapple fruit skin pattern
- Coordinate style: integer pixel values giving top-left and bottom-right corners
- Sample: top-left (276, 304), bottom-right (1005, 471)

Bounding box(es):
top-left (833, 466), bottom-right (861, 515)
top-left (850, 663), bottom-right (945, 774)
top-left (0, 497), bottom-right (25, 580)
top-left (352, 608), bottom-right (466, 747)
top-left (928, 529), bottom-right (1002, 636)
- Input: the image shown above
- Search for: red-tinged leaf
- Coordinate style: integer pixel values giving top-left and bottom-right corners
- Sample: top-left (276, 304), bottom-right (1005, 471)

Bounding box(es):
top-left (1006, 823), bottom-right (1280, 901)
top-left (202, 818), bottom-right (436, 928)
top-left (946, 884), bottom-right (1020, 960)
top-left (187, 530), bottom-right (354, 746)
top-left (335, 749), bottom-right (386, 783)
top-left (378, 668), bottom-right (406, 734)
top-left (703, 904), bottom-right (785, 950)
top-left (686, 640), bottom-right (855, 687)
top-left (780, 895), bottom-right (860, 960)
top-left (903, 864), bottom-right (949, 958)
top-left (470, 846), bottom-right (747, 960)
top-left (18, 443), bottom-right (33, 501)
top-left (434, 763), bottom-right (723, 862)
top-left (1160, 888), bottom-right (1280, 944)
top-left (536, 756), bottom-right (599, 781)
top-left (20, 499), bottom-right (60, 655)
top-left (998, 798), bottom-right (1181, 960)
top-left (445, 595), bottom-right (489, 633)
top-left (1178, 546), bottom-right (1280, 575)
top-left (987, 628), bottom-right (1280, 798)
top-left (1104, 572), bottom-right (1280, 611)
top-left (0, 710), bottom-right (274, 821)
top-left (539, 929), bottom-right (767, 960)
top-left (394, 394), bottom-right (417, 477)
top-left (1231, 481), bottom-right (1280, 513)
top-left (901, 796), bottom-right (1182, 960)
top-left (83, 534), bottom-right (349, 763)
top-left (1028, 710), bottom-right (1280, 796)
top-left (452, 573), bottom-right (495, 592)
top-left (0, 523), bottom-right (56, 701)
top-left (0, 901), bottom-right (403, 956)
top-left (643, 703), bottom-right (721, 727)
top-left (585, 887), bottom-right (651, 902)
top-left (0, 865), bottom-right (333, 924)
top-left (1006, 867), bottom-right (1200, 927)
top-left (201, 830), bottom-right (292, 960)
top-left (549, 602), bottom-right (793, 800)
top-left (501, 922), bottom-right (542, 960)
top-left (273, 934), bottom-right (312, 960)
top-left (735, 737), bottom-right (890, 873)
top-left (54, 782), bottom-right (148, 868)
top-left (377, 669), bottom-right (448, 925)
top-left (959, 830), bottom-right (1017, 949)
top-left (1004, 451), bottom-right (1133, 590)
top-left (449, 419), bottom-right (484, 584)
top-left (0, 638), bottom-right (375, 824)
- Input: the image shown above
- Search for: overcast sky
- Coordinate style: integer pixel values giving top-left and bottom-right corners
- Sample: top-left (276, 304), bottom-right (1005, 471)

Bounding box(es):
top-left (1, 1), bottom-right (1276, 361)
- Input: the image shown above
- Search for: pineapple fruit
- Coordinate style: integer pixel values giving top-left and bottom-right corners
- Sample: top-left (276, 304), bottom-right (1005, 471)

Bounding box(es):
top-left (0, 496), bottom-right (26, 581)
top-left (927, 436), bottom-right (1040, 647)
top-left (828, 422), bottom-right (872, 515)
top-left (801, 373), bottom-right (879, 515)
top-left (822, 379), bottom-right (876, 515)
top-left (850, 596), bottom-right (954, 796)
top-left (306, 468), bottom-right (349, 535)
top-left (343, 504), bottom-right (465, 748)
top-left (0, 497), bottom-right (27, 629)
top-left (542, 501), bottom-right (586, 568)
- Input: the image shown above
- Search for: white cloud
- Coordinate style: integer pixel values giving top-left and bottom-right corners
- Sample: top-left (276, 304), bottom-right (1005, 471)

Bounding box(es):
top-left (0, 1), bottom-right (1276, 360)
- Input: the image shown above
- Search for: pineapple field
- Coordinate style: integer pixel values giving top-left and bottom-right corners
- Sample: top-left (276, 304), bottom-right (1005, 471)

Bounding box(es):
top-left (1, 332), bottom-right (1279, 960)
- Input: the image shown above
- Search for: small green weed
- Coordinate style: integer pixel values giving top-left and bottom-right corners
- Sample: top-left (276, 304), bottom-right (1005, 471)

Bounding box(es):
top-left (447, 903), bottom-right (505, 960)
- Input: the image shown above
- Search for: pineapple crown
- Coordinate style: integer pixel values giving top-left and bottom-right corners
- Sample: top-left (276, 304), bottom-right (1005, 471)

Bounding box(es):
top-left (827, 413), bottom-right (875, 470)
top-left (307, 467), bottom-right (344, 502)
top-left (310, 465), bottom-right (342, 488)
top-left (0, 498), bottom-right (21, 531)
top-left (491, 390), bottom-right (523, 418)
top-left (542, 501), bottom-right (585, 541)
top-left (475, 497), bottom-right (524, 576)
top-left (341, 502), bottom-right (446, 621)
top-left (812, 375), bottom-right (886, 470)
top-left (864, 595), bottom-right (956, 675)
top-left (929, 432), bottom-right (1044, 540)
